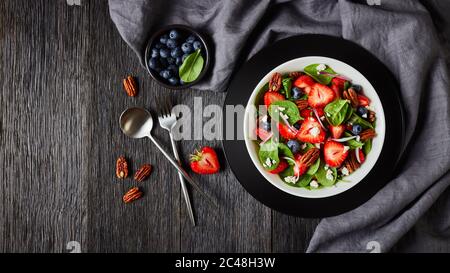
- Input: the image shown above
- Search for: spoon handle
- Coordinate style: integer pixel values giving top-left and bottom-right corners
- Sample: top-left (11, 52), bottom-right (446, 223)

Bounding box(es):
top-left (147, 135), bottom-right (218, 208)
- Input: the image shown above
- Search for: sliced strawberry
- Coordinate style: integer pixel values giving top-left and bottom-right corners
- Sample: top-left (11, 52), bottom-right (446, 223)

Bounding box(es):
top-left (293, 75), bottom-right (315, 95)
top-left (300, 109), bottom-right (313, 119)
top-left (190, 147), bottom-right (220, 174)
top-left (331, 77), bottom-right (346, 99)
top-left (323, 141), bottom-right (348, 168)
top-left (264, 91), bottom-right (285, 106)
top-left (296, 117), bottom-right (326, 144)
top-left (308, 83), bottom-right (336, 108)
top-left (269, 160), bottom-right (289, 174)
top-left (255, 128), bottom-right (271, 141)
top-left (277, 122), bottom-right (297, 140)
top-left (314, 107), bottom-right (324, 117)
top-left (358, 94), bottom-right (370, 106)
top-left (358, 149), bottom-right (365, 164)
top-left (345, 124), bottom-right (353, 131)
top-left (329, 124), bottom-right (345, 139)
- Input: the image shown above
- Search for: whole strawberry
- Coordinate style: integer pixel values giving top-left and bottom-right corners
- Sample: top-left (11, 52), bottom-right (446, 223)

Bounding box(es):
top-left (190, 146), bottom-right (220, 174)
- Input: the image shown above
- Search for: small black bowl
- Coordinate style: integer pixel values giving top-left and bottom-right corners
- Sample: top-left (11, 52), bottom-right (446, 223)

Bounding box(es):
top-left (144, 24), bottom-right (210, 90)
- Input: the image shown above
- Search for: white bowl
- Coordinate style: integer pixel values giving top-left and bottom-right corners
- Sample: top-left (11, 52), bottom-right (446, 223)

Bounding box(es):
top-left (243, 56), bottom-right (385, 198)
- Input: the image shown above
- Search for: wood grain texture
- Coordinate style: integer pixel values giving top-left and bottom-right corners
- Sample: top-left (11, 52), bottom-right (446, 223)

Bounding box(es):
top-left (0, 0), bottom-right (321, 253)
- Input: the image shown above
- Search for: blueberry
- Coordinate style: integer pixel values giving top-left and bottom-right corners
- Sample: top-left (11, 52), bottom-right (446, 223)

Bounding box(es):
top-left (168, 77), bottom-right (179, 85)
top-left (186, 35), bottom-right (196, 43)
top-left (352, 124), bottom-right (362, 135)
top-left (159, 58), bottom-right (169, 68)
top-left (357, 106), bottom-right (368, 116)
top-left (154, 42), bottom-right (163, 49)
top-left (352, 84), bottom-right (363, 92)
top-left (151, 48), bottom-right (159, 58)
top-left (193, 41), bottom-right (202, 50)
top-left (181, 42), bottom-right (194, 54)
top-left (167, 57), bottom-right (175, 65)
top-left (166, 38), bottom-right (178, 49)
top-left (159, 34), bottom-right (169, 45)
top-left (176, 57), bottom-right (183, 66)
top-left (159, 48), bottom-right (170, 58)
top-left (291, 87), bottom-right (303, 100)
top-left (182, 54), bottom-right (189, 62)
top-left (167, 64), bottom-right (178, 74)
top-left (169, 30), bottom-right (180, 40)
top-left (149, 57), bottom-right (160, 70)
top-left (161, 69), bottom-right (173, 79)
top-left (171, 47), bottom-right (183, 58)
top-left (287, 140), bottom-right (301, 154)
top-left (293, 122), bottom-right (301, 130)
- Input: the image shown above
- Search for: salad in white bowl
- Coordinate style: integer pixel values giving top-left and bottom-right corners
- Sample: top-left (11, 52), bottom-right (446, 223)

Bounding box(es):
top-left (244, 57), bottom-right (385, 198)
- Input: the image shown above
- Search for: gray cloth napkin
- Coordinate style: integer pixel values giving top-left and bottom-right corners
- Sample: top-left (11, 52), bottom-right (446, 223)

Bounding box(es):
top-left (109, 0), bottom-right (450, 252)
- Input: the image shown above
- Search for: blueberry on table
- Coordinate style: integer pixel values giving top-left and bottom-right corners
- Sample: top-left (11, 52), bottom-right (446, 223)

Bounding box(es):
top-left (167, 57), bottom-right (175, 64)
top-left (181, 42), bottom-right (193, 54)
top-left (169, 30), bottom-right (180, 40)
top-left (287, 140), bottom-right (301, 154)
top-left (171, 47), bottom-right (183, 58)
top-left (357, 106), bottom-right (368, 116)
top-left (186, 35), bottom-right (196, 43)
top-left (291, 87), bottom-right (303, 100)
top-left (161, 69), bottom-right (173, 79)
top-left (166, 38), bottom-right (178, 49)
top-left (159, 48), bottom-right (170, 58)
top-left (159, 58), bottom-right (169, 68)
top-left (168, 77), bottom-right (179, 85)
top-left (151, 48), bottom-right (159, 58)
top-left (193, 41), bottom-right (202, 50)
top-left (352, 124), bottom-right (362, 135)
top-left (352, 84), bottom-right (363, 92)
top-left (154, 42), bottom-right (164, 49)
top-left (167, 64), bottom-right (178, 73)
top-left (159, 34), bottom-right (169, 45)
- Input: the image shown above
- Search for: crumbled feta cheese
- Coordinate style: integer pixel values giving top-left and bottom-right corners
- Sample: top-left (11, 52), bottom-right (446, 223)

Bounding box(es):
top-left (272, 159), bottom-right (277, 164)
top-left (265, 158), bottom-right (272, 167)
top-left (310, 126), bottom-right (320, 137)
top-left (362, 113), bottom-right (368, 118)
top-left (310, 180), bottom-right (319, 188)
top-left (324, 165), bottom-right (329, 170)
top-left (356, 136), bottom-right (361, 142)
top-left (326, 169), bottom-right (334, 180)
top-left (301, 143), bottom-right (307, 149)
top-left (320, 116), bottom-right (325, 121)
top-left (316, 64), bottom-right (327, 71)
top-left (349, 122), bottom-right (353, 125)
top-left (284, 176), bottom-right (298, 184)
top-left (315, 143), bottom-right (321, 148)
top-left (343, 146), bottom-right (350, 153)
top-left (326, 113), bottom-right (331, 117)
top-left (341, 167), bottom-right (349, 176)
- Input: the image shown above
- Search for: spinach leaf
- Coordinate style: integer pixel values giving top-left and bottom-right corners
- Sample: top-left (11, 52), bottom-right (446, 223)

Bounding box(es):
top-left (349, 113), bottom-right (374, 129)
top-left (363, 139), bottom-right (372, 155)
top-left (279, 165), bottom-right (295, 180)
top-left (344, 132), bottom-right (364, 149)
top-left (258, 139), bottom-right (279, 171)
top-left (316, 164), bottom-right (337, 187)
top-left (306, 158), bottom-right (321, 175)
top-left (282, 77), bottom-right (292, 99)
top-left (179, 49), bottom-right (204, 83)
top-left (297, 174), bottom-right (313, 187)
top-left (268, 100), bottom-right (301, 125)
top-left (304, 64), bottom-right (336, 85)
top-left (324, 99), bottom-right (352, 126)
top-left (278, 143), bottom-right (294, 160)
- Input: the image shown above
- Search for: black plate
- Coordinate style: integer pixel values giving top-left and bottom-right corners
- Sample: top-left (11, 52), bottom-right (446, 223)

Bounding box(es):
top-left (222, 34), bottom-right (405, 218)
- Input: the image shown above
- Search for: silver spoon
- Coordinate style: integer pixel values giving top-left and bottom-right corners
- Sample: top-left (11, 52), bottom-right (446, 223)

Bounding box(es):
top-left (119, 107), bottom-right (217, 208)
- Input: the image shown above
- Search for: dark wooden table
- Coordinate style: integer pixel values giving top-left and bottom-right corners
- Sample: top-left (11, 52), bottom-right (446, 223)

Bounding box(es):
top-left (0, 0), bottom-right (320, 253)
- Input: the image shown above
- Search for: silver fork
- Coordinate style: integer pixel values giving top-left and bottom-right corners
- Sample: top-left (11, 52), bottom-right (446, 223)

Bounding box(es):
top-left (157, 96), bottom-right (196, 226)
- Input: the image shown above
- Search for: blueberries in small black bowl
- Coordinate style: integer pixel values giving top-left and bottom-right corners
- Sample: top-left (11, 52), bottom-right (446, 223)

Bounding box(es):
top-left (145, 25), bottom-right (210, 89)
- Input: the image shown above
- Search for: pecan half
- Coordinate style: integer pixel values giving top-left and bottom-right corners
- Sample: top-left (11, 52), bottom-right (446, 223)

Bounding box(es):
top-left (134, 164), bottom-right (152, 182)
top-left (299, 148), bottom-right (320, 167)
top-left (269, 72), bottom-right (282, 92)
top-left (343, 88), bottom-right (359, 108)
top-left (116, 156), bottom-right (129, 179)
top-left (343, 152), bottom-right (360, 174)
top-left (295, 99), bottom-right (309, 110)
top-left (289, 71), bottom-right (303, 79)
top-left (368, 110), bottom-right (376, 123)
top-left (123, 187), bottom-right (143, 204)
top-left (360, 129), bottom-right (377, 141)
top-left (123, 75), bottom-right (137, 97)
